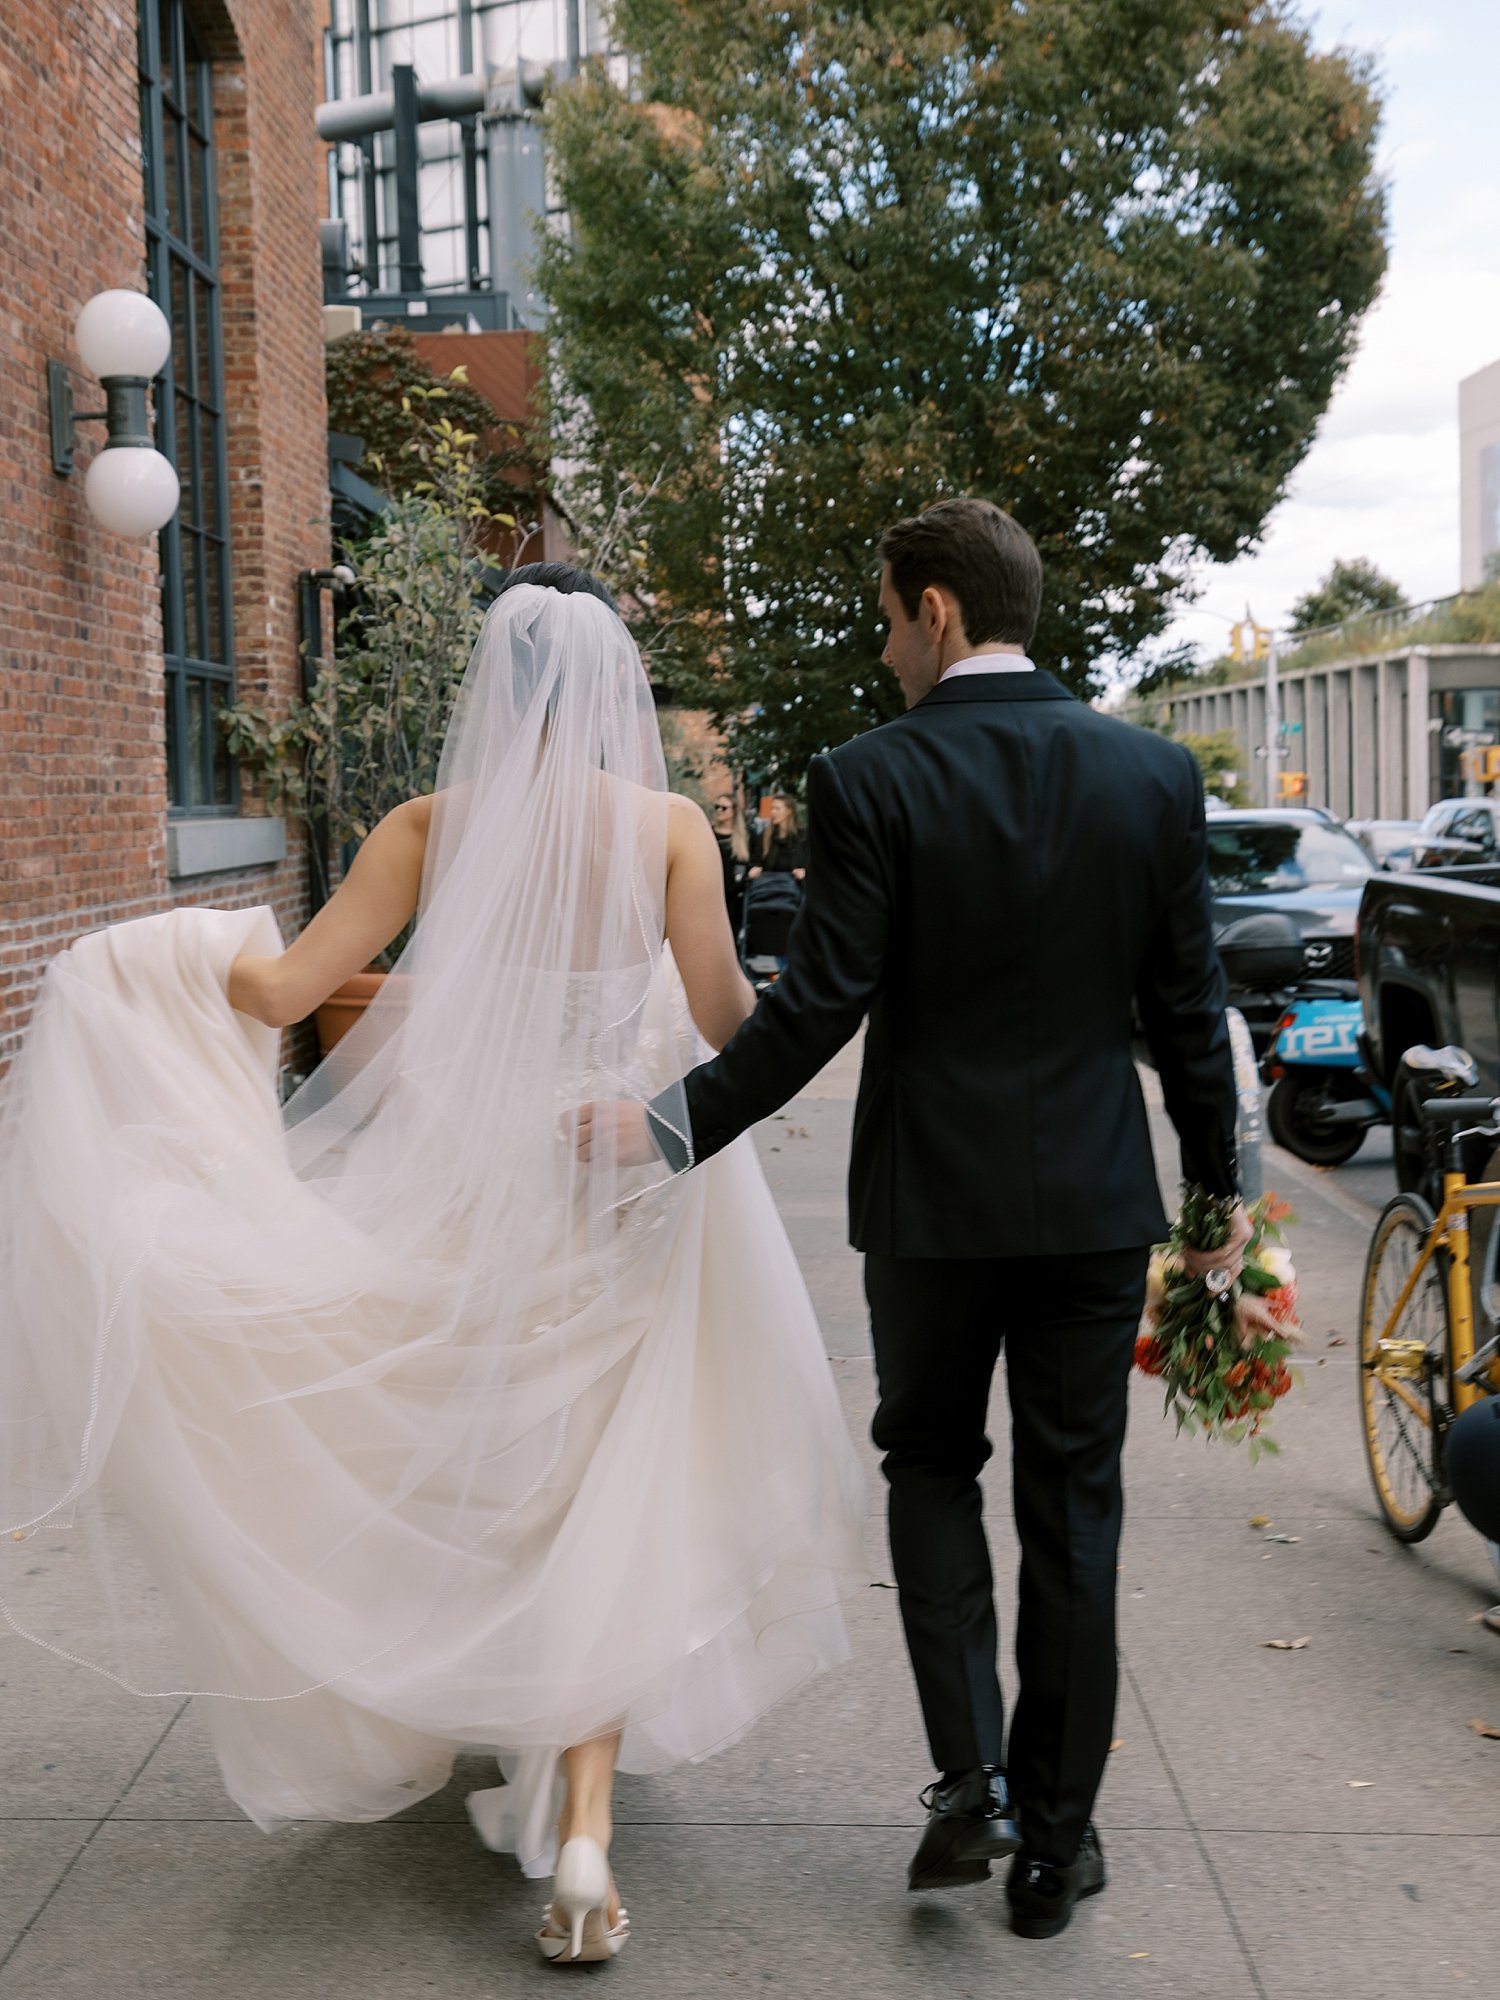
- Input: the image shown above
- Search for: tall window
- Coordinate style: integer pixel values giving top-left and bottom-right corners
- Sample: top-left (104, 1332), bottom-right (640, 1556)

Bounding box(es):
top-left (140, 0), bottom-right (235, 812)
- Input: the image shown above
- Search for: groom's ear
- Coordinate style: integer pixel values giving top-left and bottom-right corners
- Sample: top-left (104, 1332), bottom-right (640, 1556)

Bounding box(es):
top-left (921, 584), bottom-right (964, 652)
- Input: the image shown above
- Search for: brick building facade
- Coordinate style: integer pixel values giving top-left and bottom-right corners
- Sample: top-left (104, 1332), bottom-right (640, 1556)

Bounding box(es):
top-left (0, 0), bottom-right (329, 1080)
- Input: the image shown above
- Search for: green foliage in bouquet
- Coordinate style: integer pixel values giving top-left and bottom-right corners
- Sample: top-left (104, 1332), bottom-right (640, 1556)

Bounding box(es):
top-left (1136, 1190), bottom-right (1302, 1464)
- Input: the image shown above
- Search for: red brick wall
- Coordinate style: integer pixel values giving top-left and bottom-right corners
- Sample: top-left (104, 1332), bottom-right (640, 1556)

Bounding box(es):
top-left (0, 0), bottom-right (330, 1079)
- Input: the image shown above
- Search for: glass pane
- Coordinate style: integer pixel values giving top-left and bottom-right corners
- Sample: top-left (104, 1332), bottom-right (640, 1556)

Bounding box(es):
top-left (173, 378), bottom-right (194, 522)
top-left (205, 544), bottom-right (224, 663)
top-left (180, 524), bottom-right (204, 661)
top-left (164, 673), bottom-right (180, 809)
top-left (170, 256), bottom-right (191, 413)
top-left (200, 415), bottom-right (220, 541)
top-left (158, 0), bottom-right (178, 103)
top-left (185, 675), bottom-right (208, 807)
top-left (163, 108), bottom-right (186, 243)
top-left (139, 83), bottom-right (156, 215)
top-left (209, 681), bottom-right (233, 805)
top-left (191, 135), bottom-right (210, 262)
top-left (195, 272), bottom-right (215, 410)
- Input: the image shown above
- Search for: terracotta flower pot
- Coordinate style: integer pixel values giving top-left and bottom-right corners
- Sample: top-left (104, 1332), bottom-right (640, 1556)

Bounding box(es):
top-left (314, 970), bottom-right (386, 1056)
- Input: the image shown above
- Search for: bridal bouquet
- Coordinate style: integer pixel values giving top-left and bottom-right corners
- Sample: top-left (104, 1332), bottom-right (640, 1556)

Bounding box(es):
top-left (1134, 1190), bottom-right (1301, 1461)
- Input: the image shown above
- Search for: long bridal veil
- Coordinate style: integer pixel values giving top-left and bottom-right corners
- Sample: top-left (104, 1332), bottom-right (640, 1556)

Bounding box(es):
top-left (0, 583), bottom-right (863, 1869)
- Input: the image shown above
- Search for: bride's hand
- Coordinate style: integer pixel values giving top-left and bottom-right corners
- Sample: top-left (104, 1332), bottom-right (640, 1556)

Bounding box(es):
top-left (572, 1101), bottom-right (660, 1167)
top-left (1235, 1292), bottom-right (1303, 1348)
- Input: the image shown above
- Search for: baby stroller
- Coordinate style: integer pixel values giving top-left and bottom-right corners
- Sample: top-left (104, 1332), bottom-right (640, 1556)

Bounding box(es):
top-left (739, 872), bottom-right (804, 994)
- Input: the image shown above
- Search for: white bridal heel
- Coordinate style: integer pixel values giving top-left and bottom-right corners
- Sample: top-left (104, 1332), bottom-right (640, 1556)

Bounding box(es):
top-left (537, 1836), bottom-right (630, 1966)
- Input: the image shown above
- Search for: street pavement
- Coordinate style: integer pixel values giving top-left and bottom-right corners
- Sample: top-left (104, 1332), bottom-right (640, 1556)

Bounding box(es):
top-left (2, 1059), bottom-right (1497, 1998)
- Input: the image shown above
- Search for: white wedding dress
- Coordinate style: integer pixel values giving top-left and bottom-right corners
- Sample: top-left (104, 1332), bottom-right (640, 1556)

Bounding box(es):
top-left (0, 586), bottom-right (865, 1875)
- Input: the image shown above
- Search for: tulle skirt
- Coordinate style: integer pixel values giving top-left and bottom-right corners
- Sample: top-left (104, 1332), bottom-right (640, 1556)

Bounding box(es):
top-left (0, 907), bottom-right (867, 1874)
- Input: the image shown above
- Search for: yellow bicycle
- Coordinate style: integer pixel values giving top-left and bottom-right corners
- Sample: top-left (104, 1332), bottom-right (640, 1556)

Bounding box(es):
top-left (1360, 1085), bottom-right (1500, 1542)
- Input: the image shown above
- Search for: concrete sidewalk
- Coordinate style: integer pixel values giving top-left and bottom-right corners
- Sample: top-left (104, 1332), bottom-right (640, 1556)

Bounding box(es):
top-left (3, 1055), bottom-right (1498, 1997)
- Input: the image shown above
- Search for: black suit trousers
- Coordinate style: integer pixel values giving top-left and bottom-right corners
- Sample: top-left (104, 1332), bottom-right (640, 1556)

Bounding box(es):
top-left (865, 1246), bottom-right (1149, 1867)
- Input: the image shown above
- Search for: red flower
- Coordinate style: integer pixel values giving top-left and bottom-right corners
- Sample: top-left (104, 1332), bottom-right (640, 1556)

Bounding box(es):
top-left (1134, 1333), bottom-right (1167, 1378)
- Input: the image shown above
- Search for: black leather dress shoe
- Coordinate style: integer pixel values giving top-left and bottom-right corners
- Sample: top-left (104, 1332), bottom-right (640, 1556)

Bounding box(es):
top-left (1006, 1823), bottom-right (1107, 1938)
top-left (907, 1767), bottom-right (1021, 1892)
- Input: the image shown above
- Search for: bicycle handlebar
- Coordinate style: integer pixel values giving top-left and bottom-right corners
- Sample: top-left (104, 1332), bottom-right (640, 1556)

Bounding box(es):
top-left (1417, 1095), bottom-right (1500, 1129)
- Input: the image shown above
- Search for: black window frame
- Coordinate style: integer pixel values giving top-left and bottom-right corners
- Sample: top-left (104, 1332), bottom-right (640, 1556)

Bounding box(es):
top-left (140, 0), bottom-right (237, 815)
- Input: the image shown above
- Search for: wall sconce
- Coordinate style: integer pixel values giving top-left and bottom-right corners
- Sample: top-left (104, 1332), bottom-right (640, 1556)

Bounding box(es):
top-left (48, 290), bottom-right (181, 537)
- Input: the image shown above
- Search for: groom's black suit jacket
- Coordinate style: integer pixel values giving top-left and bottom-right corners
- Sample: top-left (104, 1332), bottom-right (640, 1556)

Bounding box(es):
top-left (659, 670), bottom-right (1237, 1258)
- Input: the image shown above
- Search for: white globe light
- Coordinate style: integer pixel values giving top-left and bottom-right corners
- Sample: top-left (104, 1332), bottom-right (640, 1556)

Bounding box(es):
top-left (84, 447), bottom-right (180, 536)
top-left (75, 290), bottom-right (172, 382)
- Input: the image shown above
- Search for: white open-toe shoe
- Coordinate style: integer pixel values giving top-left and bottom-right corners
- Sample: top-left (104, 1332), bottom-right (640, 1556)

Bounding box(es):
top-left (536, 1836), bottom-right (630, 1965)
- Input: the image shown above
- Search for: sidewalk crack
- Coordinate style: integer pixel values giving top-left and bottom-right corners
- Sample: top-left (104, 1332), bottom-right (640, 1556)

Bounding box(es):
top-left (0, 1698), bottom-right (189, 1984)
top-left (1123, 1656), bottom-right (1270, 2000)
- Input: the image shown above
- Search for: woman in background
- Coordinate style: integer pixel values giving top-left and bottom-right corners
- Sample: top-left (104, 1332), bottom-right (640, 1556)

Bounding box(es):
top-left (748, 793), bottom-right (807, 885)
top-left (711, 793), bottom-right (752, 935)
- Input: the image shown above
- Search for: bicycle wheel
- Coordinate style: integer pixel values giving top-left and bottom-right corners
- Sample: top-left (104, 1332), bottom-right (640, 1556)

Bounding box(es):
top-left (1359, 1193), bottom-right (1452, 1542)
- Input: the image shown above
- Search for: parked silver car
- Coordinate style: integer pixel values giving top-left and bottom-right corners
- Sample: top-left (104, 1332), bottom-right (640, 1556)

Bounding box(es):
top-left (1345, 817), bottom-right (1421, 871)
top-left (1412, 797), bottom-right (1500, 869)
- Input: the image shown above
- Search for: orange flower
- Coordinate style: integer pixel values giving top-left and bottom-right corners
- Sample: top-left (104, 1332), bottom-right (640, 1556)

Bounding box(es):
top-left (1134, 1333), bottom-right (1167, 1378)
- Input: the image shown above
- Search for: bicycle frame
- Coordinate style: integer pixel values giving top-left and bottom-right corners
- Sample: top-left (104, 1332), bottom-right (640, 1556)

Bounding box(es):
top-left (1373, 1170), bottom-right (1500, 1429)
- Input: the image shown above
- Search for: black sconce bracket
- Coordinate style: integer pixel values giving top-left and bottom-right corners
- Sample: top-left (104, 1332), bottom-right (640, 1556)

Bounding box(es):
top-left (48, 363), bottom-right (151, 476)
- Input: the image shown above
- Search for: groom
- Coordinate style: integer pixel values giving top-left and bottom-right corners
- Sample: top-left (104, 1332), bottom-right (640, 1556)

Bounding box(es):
top-left (586, 498), bottom-right (1242, 1938)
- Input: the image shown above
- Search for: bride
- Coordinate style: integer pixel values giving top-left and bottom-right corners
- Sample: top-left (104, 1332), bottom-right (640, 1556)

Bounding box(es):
top-left (0, 566), bottom-right (865, 1965)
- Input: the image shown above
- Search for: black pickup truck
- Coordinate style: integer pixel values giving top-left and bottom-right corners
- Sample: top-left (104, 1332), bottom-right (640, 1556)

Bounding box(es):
top-left (1358, 864), bottom-right (1500, 1185)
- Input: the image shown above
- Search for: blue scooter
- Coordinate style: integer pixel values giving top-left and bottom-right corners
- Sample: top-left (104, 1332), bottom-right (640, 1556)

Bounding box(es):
top-left (1262, 984), bottom-right (1391, 1166)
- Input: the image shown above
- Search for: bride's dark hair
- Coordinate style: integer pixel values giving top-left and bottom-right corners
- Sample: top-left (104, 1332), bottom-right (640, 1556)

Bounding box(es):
top-left (493, 562), bottom-right (618, 612)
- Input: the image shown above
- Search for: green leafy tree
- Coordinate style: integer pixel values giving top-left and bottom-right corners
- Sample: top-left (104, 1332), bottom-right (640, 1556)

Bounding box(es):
top-left (1288, 557), bottom-right (1406, 635)
top-left (541, 0), bottom-right (1386, 778)
top-left (1177, 730), bottom-right (1249, 806)
top-left (224, 390), bottom-right (503, 931)
top-left (326, 326), bottom-right (534, 519)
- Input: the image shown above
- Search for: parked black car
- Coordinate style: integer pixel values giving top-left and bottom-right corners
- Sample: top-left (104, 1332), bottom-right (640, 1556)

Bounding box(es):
top-left (1205, 809), bottom-right (1375, 1048)
top-left (1358, 861), bottom-right (1500, 1193)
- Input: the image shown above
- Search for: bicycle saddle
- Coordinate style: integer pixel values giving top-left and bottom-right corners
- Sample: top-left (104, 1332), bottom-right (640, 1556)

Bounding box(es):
top-left (1400, 1045), bottom-right (1481, 1088)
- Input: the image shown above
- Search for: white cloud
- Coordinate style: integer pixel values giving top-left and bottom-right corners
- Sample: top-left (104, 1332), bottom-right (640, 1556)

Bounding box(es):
top-left (1151, 0), bottom-right (1500, 664)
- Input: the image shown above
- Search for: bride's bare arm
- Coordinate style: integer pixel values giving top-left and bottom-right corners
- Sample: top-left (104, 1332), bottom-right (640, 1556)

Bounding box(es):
top-left (664, 795), bottom-right (756, 1051)
top-left (227, 797), bottom-right (433, 1029)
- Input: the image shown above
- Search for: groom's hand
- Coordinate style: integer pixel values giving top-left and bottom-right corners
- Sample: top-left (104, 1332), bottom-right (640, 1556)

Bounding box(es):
top-left (1179, 1199), bottom-right (1253, 1285)
top-left (572, 1099), bottom-right (661, 1167)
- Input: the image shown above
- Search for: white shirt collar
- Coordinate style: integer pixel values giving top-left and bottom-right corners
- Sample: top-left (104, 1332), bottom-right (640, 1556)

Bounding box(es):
top-left (938, 653), bottom-right (1036, 682)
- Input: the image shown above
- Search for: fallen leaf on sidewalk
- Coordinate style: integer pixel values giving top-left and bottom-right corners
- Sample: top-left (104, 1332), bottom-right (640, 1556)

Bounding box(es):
top-left (1128, 1952), bottom-right (1150, 1960)
top-left (1109, 1738), bottom-right (1125, 1752)
top-left (1469, 1719), bottom-right (1500, 1740)
top-left (1327, 1335), bottom-right (1347, 1347)
top-left (1263, 1636), bottom-right (1310, 1650)
top-left (1248, 1514), bottom-right (1272, 1529)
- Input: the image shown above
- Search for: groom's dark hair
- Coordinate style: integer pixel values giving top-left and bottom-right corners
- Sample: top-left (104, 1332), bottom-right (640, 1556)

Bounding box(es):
top-left (878, 499), bottom-right (1042, 649)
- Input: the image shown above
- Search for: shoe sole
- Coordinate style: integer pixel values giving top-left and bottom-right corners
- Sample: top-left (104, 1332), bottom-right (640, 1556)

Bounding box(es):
top-left (908, 1829), bottom-right (1022, 1895)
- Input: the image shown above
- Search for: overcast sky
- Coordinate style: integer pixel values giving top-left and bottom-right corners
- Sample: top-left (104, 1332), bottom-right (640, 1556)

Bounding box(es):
top-left (1156, 0), bottom-right (1500, 664)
